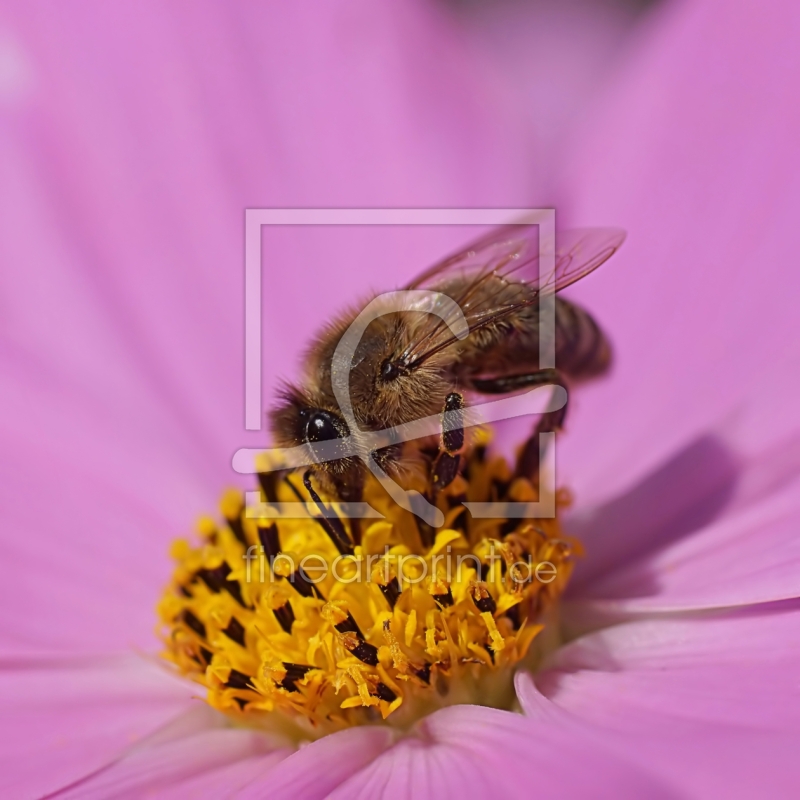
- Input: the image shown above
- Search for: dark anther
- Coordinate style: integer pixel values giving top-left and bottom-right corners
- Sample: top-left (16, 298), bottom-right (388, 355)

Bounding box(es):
top-left (199, 646), bottom-right (213, 666)
top-left (202, 526), bottom-right (218, 545)
top-left (500, 518), bottom-right (518, 537)
top-left (432, 588), bottom-right (454, 608)
top-left (288, 566), bottom-right (324, 600)
top-left (302, 471), bottom-right (353, 556)
top-left (225, 669), bottom-right (254, 691)
top-left (433, 451), bottom-right (461, 490)
top-left (350, 518), bottom-right (362, 547)
top-left (221, 578), bottom-right (248, 608)
top-left (492, 478), bottom-right (511, 499)
top-left (472, 584), bottom-right (497, 615)
top-left (197, 564), bottom-right (225, 594)
top-left (257, 470), bottom-right (281, 504)
top-left (196, 568), bottom-right (220, 592)
top-left (379, 576), bottom-right (401, 609)
top-left (280, 662), bottom-right (313, 693)
top-left (349, 640), bottom-right (379, 666)
top-left (505, 603), bottom-right (522, 630)
top-left (222, 617), bottom-right (246, 647)
top-left (258, 524), bottom-right (281, 561)
top-left (414, 663), bottom-right (432, 684)
top-left (442, 392), bottom-right (465, 454)
top-left (197, 563), bottom-right (249, 608)
top-left (334, 612), bottom-right (363, 639)
top-left (446, 492), bottom-right (467, 511)
top-left (416, 515), bottom-right (435, 550)
top-left (283, 662), bottom-right (313, 681)
top-left (182, 610), bottom-right (207, 639)
top-left (447, 505), bottom-right (467, 530)
top-left (225, 509), bottom-right (248, 547)
top-left (375, 682), bottom-right (397, 703)
top-left (273, 601), bottom-right (295, 633)
top-left (478, 559), bottom-right (507, 581)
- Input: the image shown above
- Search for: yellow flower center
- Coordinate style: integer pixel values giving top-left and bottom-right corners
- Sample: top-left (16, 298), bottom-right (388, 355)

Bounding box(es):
top-left (158, 433), bottom-right (577, 738)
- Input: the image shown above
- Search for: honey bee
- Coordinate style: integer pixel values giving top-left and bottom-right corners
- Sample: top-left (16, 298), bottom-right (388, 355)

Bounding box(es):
top-left (270, 226), bottom-right (624, 503)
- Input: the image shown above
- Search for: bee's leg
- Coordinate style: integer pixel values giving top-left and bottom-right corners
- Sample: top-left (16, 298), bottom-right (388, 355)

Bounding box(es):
top-left (515, 371), bottom-right (568, 481)
top-left (469, 368), bottom-right (562, 396)
top-left (431, 392), bottom-right (465, 491)
top-left (469, 369), bottom-right (567, 481)
top-left (329, 468), bottom-right (364, 546)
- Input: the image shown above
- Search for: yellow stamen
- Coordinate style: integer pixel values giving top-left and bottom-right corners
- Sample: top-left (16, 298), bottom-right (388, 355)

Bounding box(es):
top-left (157, 433), bottom-right (577, 737)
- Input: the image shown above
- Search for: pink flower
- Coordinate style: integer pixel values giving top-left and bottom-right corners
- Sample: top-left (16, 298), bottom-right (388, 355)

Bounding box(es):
top-left (2, 0), bottom-right (799, 798)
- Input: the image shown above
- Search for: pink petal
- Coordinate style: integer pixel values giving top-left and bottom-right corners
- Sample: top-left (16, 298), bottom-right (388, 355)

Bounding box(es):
top-left (614, 726), bottom-right (800, 800)
top-left (330, 705), bottom-right (672, 800)
top-left (2, 0), bottom-right (531, 436)
top-left (235, 726), bottom-right (394, 800)
top-left (520, 602), bottom-right (800, 796)
top-left (56, 726), bottom-right (289, 800)
top-left (552, 0), bottom-right (800, 508)
top-left (453, 0), bottom-right (645, 196)
top-left (147, 751), bottom-right (290, 800)
top-left (517, 676), bottom-right (800, 800)
top-left (567, 431), bottom-right (800, 611)
top-left (536, 602), bottom-right (800, 732)
top-left (0, 1), bottom-right (532, 655)
top-left (0, 655), bottom-right (199, 798)
top-left (0, 436), bottom-right (211, 655)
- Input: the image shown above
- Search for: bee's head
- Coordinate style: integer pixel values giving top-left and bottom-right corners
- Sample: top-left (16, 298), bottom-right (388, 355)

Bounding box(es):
top-left (269, 385), bottom-right (351, 467)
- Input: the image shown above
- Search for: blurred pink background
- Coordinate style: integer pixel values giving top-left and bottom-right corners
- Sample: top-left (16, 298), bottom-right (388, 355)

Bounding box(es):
top-left (0, 0), bottom-right (645, 547)
top-left (3, 2), bottom-right (800, 797)
top-left (1, 0), bottom-right (798, 662)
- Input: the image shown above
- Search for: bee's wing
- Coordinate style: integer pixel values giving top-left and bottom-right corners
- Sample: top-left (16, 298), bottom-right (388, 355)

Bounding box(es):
top-left (400, 226), bottom-right (625, 368)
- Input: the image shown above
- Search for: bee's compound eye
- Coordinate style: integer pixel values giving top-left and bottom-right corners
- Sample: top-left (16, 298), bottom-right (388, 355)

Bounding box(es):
top-left (305, 411), bottom-right (341, 443)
